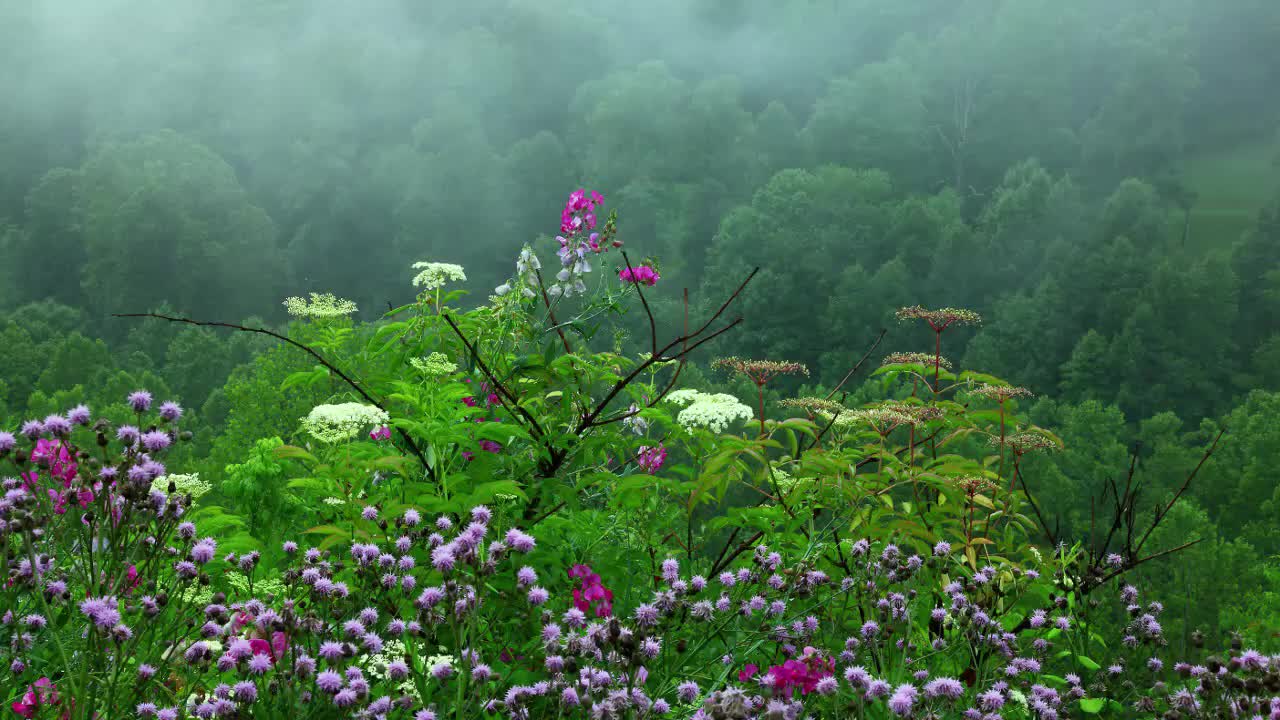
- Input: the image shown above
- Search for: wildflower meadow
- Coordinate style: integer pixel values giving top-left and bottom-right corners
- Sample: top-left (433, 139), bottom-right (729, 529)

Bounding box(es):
top-left (2, 188), bottom-right (1276, 719)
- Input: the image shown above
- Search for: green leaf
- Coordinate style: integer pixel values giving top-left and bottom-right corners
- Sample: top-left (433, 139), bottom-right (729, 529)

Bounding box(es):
top-left (1076, 655), bottom-right (1101, 671)
top-left (1078, 698), bottom-right (1106, 713)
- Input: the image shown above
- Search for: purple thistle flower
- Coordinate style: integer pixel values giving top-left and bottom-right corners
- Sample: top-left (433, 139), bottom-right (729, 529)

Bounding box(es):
top-left (403, 508), bottom-right (421, 527)
top-left (42, 414), bottom-right (72, 437)
top-left (361, 505), bottom-right (378, 520)
top-left (117, 425), bottom-right (141, 445)
top-left (156, 709), bottom-right (178, 720)
top-left (505, 528), bottom-right (536, 552)
top-left (528, 587), bottom-right (549, 605)
top-left (159, 401), bottom-right (183, 421)
top-left (316, 670), bottom-right (343, 693)
top-left (141, 430), bottom-right (171, 452)
top-left (470, 505), bottom-right (492, 524)
top-left (128, 390), bottom-right (153, 412)
top-left (925, 678), bottom-right (965, 700)
top-left (20, 419), bottom-right (44, 438)
top-left (67, 405), bottom-right (91, 425)
top-left (333, 689), bottom-right (357, 707)
top-left (248, 654), bottom-right (272, 674)
top-left (0, 431), bottom-right (14, 452)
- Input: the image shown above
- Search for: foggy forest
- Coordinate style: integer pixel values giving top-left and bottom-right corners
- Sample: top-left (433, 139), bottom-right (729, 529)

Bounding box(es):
top-left (2, 0), bottom-right (1279, 717)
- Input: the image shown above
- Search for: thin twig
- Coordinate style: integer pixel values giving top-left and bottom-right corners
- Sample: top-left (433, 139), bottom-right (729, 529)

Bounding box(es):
top-left (1133, 427), bottom-right (1225, 556)
top-left (442, 313), bottom-right (547, 441)
top-left (112, 312), bottom-right (431, 472)
top-left (621, 251), bottom-right (658, 357)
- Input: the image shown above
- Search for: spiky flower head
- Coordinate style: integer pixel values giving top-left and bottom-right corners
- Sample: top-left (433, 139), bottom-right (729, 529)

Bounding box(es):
top-left (409, 352), bottom-right (458, 377)
top-left (712, 357), bottom-right (809, 386)
top-left (411, 262), bottom-right (467, 290)
top-left (283, 293), bottom-right (358, 319)
top-left (971, 384), bottom-right (1034, 402)
top-left (895, 306), bottom-right (982, 330)
top-left (883, 352), bottom-right (953, 370)
top-left (301, 403), bottom-right (391, 444)
top-left (779, 397), bottom-right (846, 416)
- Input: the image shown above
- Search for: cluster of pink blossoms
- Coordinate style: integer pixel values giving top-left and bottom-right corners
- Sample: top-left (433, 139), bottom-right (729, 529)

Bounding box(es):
top-left (619, 265), bottom-right (660, 287)
top-left (10, 677), bottom-right (62, 718)
top-left (568, 564), bottom-right (614, 617)
top-left (550, 189), bottom-right (620, 299)
top-left (636, 444), bottom-right (667, 474)
top-left (753, 647), bottom-right (836, 696)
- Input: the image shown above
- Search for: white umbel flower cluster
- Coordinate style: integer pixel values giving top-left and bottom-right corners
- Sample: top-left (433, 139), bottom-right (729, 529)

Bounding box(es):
top-left (412, 262), bottom-right (467, 290)
top-left (282, 292), bottom-right (358, 318)
top-left (151, 473), bottom-right (212, 499)
top-left (409, 352), bottom-right (458, 376)
top-left (667, 391), bottom-right (754, 433)
top-left (301, 402), bottom-right (390, 443)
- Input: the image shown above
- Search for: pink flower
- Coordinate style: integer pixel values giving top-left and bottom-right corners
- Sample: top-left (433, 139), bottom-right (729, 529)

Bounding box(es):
top-left (478, 440), bottom-right (502, 454)
top-left (30, 439), bottom-right (78, 486)
top-left (636, 444), bottom-right (667, 474)
top-left (568, 564), bottom-right (614, 617)
top-left (369, 426), bottom-right (392, 441)
top-left (738, 664), bottom-right (760, 682)
top-left (619, 265), bottom-right (660, 287)
top-left (11, 678), bottom-right (58, 718)
top-left (249, 631), bottom-right (290, 663)
top-left (461, 396), bottom-right (477, 408)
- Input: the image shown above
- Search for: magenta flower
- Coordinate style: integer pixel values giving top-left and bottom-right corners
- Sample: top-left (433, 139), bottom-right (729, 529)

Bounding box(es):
top-left (369, 425), bottom-right (392, 441)
top-left (619, 265), bottom-right (660, 286)
top-left (636, 444), bottom-right (667, 474)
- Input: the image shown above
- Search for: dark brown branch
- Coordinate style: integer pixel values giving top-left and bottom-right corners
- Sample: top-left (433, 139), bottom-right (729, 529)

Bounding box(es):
top-left (533, 267), bottom-right (574, 355)
top-left (823, 328), bottom-right (888, 401)
top-left (621, 251), bottom-right (658, 357)
top-left (573, 268), bottom-right (758, 435)
top-left (113, 312), bottom-right (432, 472)
top-left (442, 313), bottom-right (547, 441)
top-left (1012, 457), bottom-right (1057, 548)
top-left (1087, 538), bottom-right (1205, 593)
top-left (1133, 426), bottom-right (1225, 556)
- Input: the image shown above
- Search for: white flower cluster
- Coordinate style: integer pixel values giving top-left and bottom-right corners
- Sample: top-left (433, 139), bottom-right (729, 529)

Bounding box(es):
top-left (282, 292), bottom-right (358, 318)
top-left (426, 654), bottom-right (456, 673)
top-left (409, 352), bottom-right (458, 377)
top-left (301, 402), bottom-right (390, 444)
top-left (151, 473), bottom-right (212, 499)
top-left (412, 262), bottom-right (466, 290)
top-left (667, 391), bottom-right (754, 433)
top-left (494, 246), bottom-right (541, 300)
top-left (322, 497), bottom-right (346, 507)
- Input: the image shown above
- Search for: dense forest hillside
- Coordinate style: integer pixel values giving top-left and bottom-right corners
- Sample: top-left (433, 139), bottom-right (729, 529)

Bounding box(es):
top-left (2, 2), bottom-right (1280, 715)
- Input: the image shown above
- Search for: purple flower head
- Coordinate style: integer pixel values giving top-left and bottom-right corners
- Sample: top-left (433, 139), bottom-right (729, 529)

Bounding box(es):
top-left (67, 405), bottom-right (91, 426)
top-left (0, 431), bottom-right (14, 452)
top-left (470, 505), bottom-right (492, 524)
top-left (128, 390), bottom-right (153, 413)
top-left (316, 670), bottom-right (343, 693)
top-left (505, 528), bottom-right (536, 552)
top-left (157, 401), bottom-right (183, 421)
top-left (117, 425), bottom-right (141, 445)
top-left (403, 508), bottom-right (421, 527)
top-left (141, 430), bottom-right (171, 452)
top-left (925, 677), bottom-right (965, 700)
top-left (42, 414), bottom-right (72, 437)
